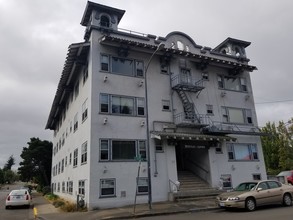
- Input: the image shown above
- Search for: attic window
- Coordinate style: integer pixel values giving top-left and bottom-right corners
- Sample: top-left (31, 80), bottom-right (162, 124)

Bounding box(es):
top-left (177, 41), bottom-right (184, 50)
top-left (100, 15), bottom-right (110, 27)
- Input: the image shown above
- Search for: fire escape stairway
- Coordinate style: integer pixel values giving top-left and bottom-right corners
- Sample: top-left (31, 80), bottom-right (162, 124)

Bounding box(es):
top-left (177, 90), bottom-right (200, 123)
top-left (174, 170), bottom-right (221, 203)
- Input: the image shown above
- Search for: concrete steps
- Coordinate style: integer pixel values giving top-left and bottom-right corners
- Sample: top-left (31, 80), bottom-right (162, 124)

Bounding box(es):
top-left (174, 170), bottom-right (221, 202)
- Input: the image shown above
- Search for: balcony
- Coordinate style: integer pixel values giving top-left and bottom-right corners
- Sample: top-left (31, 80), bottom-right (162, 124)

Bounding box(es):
top-left (171, 74), bottom-right (205, 93)
top-left (202, 122), bottom-right (266, 136)
top-left (174, 112), bottom-right (210, 128)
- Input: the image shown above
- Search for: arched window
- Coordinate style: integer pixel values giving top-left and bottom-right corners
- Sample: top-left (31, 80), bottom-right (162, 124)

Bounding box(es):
top-left (100, 15), bottom-right (110, 27)
top-left (177, 41), bottom-right (184, 50)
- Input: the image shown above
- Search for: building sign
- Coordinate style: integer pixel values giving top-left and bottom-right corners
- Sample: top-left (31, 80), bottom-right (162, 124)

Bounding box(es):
top-left (185, 145), bottom-right (206, 149)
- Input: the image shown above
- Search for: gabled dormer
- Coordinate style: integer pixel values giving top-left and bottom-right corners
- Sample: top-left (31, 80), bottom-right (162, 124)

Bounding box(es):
top-left (81, 1), bottom-right (125, 40)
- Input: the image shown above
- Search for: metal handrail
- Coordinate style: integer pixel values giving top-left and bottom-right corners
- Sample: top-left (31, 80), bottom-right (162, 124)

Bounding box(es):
top-left (174, 112), bottom-right (211, 125)
top-left (169, 179), bottom-right (180, 192)
top-left (171, 74), bottom-right (204, 88)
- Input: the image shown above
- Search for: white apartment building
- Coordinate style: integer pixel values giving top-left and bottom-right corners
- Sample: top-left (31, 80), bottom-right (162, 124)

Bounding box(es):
top-left (46, 1), bottom-right (267, 210)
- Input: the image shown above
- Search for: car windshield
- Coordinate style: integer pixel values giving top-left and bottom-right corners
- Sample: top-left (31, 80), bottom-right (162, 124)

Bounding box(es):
top-left (234, 182), bottom-right (257, 191)
top-left (10, 190), bottom-right (27, 196)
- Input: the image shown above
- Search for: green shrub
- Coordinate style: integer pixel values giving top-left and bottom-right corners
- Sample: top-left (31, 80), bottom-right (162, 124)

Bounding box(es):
top-left (53, 200), bottom-right (65, 208)
top-left (45, 193), bottom-right (59, 201)
top-left (60, 201), bottom-right (77, 212)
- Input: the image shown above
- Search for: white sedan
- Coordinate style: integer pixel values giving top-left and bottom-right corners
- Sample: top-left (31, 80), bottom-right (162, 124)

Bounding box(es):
top-left (5, 189), bottom-right (32, 209)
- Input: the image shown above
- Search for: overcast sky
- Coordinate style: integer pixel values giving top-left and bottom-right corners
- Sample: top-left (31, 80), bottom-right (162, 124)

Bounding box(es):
top-left (1, 0), bottom-right (293, 168)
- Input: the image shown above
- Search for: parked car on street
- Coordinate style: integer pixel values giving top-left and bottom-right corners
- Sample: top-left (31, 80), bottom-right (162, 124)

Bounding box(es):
top-left (5, 189), bottom-right (32, 209)
top-left (277, 170), bottom-right (293, 185)
top-left (216, 180), bottom-right (293, 211)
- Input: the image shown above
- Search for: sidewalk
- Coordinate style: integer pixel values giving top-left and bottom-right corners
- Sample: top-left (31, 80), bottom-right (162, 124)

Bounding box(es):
top-left (33, 192), bottom-right (218, 220)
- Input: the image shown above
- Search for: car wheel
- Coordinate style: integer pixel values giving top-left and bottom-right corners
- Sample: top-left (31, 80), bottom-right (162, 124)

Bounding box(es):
top-left (283, 193), bottom-right (292, 206)
top-left (245, 197), bottom-right (256, 211)
top-left (5, 206), bottom-right (8, 209)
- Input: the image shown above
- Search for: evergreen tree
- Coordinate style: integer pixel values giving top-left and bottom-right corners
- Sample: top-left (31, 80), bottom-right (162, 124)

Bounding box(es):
top-left (18, 137), bottom-right (52, 187)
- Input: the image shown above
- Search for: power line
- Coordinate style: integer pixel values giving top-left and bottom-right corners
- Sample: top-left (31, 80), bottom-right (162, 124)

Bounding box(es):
top-left (255, 99), bottom-right (293, 105)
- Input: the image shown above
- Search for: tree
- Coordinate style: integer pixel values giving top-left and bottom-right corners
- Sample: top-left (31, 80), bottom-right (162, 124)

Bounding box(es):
top-left (18, 138), bottom-right (52, 187)
top-left (0, 168), bottom-right (4, 184)
top-left (3, 155), bottom-right (15, 171)
top-left (261, 119), bottom-right (293, 175)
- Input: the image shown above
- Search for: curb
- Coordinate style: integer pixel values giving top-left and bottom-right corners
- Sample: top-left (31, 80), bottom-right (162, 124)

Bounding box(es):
top-left (100, 206), bottom-right (219, 219)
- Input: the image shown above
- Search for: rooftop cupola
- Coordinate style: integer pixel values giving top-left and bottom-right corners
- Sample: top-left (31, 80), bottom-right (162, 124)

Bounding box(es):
top-left (80, 1), bottom-right (125, 40)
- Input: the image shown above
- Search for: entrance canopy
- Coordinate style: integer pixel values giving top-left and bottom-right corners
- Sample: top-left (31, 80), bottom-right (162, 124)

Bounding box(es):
top-left (150, 131), bottom-right (236, 142)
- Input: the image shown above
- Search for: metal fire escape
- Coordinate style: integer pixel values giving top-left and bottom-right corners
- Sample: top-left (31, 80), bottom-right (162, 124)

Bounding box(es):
top-left (171, 74), bottom-right (209, 127)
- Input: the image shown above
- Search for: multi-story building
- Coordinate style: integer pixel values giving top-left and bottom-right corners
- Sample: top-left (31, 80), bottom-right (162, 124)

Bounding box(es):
top-left (46, 1), bottom-right (267, 210)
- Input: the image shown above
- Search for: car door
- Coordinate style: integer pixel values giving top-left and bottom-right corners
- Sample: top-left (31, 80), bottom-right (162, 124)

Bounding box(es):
top-left (266, 181), bottom-right (283, 204)
top-left (254, 182), bottom-right (271, 206)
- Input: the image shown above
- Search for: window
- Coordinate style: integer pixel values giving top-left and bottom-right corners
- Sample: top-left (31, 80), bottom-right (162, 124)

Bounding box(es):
top-left (218, 75), bottom-right (248, 92)
top-left (101, 55), bottom-right (109, 71)
top-left (155, 139), bottom-right (164, 152)
top-left (138, 141), bottom-right (146, 161)
top-left (57, 182), bottom-right (60, 192)
top-left (222, 107), bottom-right (253, 124)
top-left (180, 68), bottom-right (191, 84)
top-left (68, 181), bottom-right (73, 194)
top-left (218, 76), bottom-right (224, 88)
top-left (112, 140), bottom-right (136, 160)
top-left (100, 94), bottom-right (144, 117)
top-left (100, 179), bottom-right (115, 197)
top-left (137, 177), bottom-right (148, 194)
top-left (162, 100), bottom-right (170, 111)
top-left (62, 182), bottom-right (65, 193)
top-left (58, 162), bottom-right (60, 174)
top-left (73, 148), bottom-right (78, 167)
top-left (100, 94), bottom-right (109, 113)
top-left (136, 61), bottom-right (144, 77)
top-left (206, 105), bottom-right (213, 115)
top-left (177, 41), bottom-right (184, 50)
top-left (81, 142), bottom-right (87, 164)
top-left (253, 174), bottom-right (261, 180)
top-left (267, 181), bottom-right (281, 188)
top-left (100, 140), bottom-right (109, 161)
top-left (112, 57), bottom-right (133, 76)
top-left (100, 139), bottom-right (146, 161)
top-left (100, 15), bottom-right (110, 27)
top-left (220, 174), bottom-right (232, 188)
top-left (69, 153), bottom-right (72, 165)
top-left (83, 65), bottom-right (88, 84)
top-left (112, 96), bottom-right (134, 115)
top-left (215, 143), bottom-right (222, 154)
top-left (82, 99), bottom-right (88, 122)
top-left (240, 78), bottom-right (247, 91)
top-left (74, 80), bottom-right (79, 99)
top-left (61, 159), bottom-right (64, 173)
top-left (100, 54), bottom-right (144, 77)
top-left (78, 180), bottom-right (85, 195)
top-left (257, 182), bottom-right (268, 190)
top-left (74, 113), bottom-right (78, 132)
top-left (227, 143), bottom-right (259, 161)
top-left (65, 156), bottom-right (67, 167)
top-left (137, 98), bottom-right (145, 116)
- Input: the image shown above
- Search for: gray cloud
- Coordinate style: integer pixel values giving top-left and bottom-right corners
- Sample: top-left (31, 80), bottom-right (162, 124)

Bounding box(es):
top-left (1, 0), bottom-right (292, 167)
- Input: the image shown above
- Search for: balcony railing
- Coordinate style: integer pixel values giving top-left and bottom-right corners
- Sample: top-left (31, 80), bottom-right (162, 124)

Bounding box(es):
top-left (174, 112), bottom-right (211, 127)
top-left (171, 74), bottom-right (205, 92)
top-left (202, 121), bottom-right (266, 136)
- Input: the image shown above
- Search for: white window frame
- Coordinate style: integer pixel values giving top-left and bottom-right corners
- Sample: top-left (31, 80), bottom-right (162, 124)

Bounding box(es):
top-left (100, 179), bottom-right (116, 197)
top-left (73, 148), bottom-right (78, 167)
top-left (81, 142), bottom-right (87, 164)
